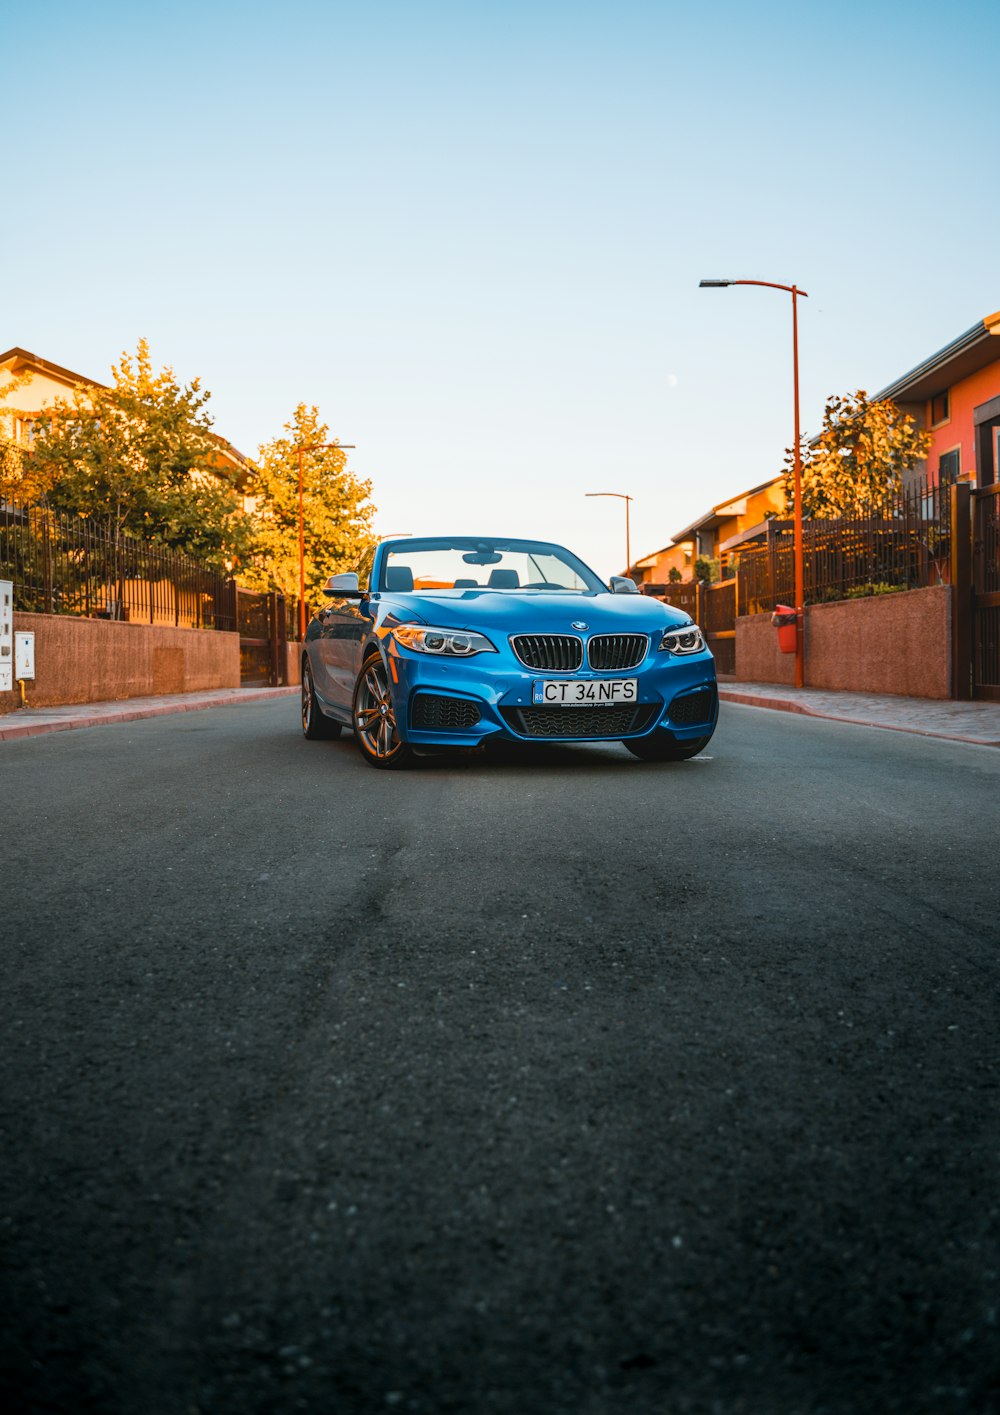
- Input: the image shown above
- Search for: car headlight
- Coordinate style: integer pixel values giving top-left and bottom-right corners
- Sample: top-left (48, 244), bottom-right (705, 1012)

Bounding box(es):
top-left (659, 624), bottom-right (706, 655)
top-left (392, 624), bottom-right (497, 656)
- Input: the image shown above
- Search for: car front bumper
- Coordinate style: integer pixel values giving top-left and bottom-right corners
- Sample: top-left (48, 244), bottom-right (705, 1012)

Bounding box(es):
top-left (384, 639), bottom-right (718, 749)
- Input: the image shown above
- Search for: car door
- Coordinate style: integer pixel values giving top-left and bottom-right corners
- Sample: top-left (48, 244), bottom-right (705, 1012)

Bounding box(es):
top-left (313, 548), bottom-right (376, 707)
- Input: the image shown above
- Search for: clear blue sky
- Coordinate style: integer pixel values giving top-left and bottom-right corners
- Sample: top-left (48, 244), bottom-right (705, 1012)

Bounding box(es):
top-left (7, 0), bottom-right (999, 577)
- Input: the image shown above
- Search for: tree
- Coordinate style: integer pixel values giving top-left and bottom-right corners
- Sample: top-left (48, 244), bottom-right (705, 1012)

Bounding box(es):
top-left (241, 403), bottom-right (376, 601)
top-left (668, 566), bottom-right (683, 583)
top-left (24, 340), bottom-right (251, 566)
top-left (785, 389), bottom-right (930, 518)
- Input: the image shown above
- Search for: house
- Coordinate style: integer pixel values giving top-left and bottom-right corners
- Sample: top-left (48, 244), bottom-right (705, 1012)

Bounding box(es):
top-left (668, 477), bottom-right (787, 580)
top-left (630, 538), bottom-right (694, 587)
top-left (631, 478), bottom-right (787, 589)
top-left (0, 345), bottom-right (255, 496)
top-left (635, 307), bottom-right (1000, 586)
top-left (875, 309), bottom-right (1000, 489)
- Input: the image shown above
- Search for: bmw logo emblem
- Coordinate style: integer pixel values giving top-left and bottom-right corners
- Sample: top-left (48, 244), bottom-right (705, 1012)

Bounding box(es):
top-left (572, 621), bottom-right (588, 630)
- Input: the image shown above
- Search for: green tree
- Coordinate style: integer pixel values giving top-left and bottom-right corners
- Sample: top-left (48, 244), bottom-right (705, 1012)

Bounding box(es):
top-left (785, 389), bottom-right (930, 518)
top-left (26, 340), bottom-right (251, 566)
top-left (241, 404), bottom-right (376, 601)
top-left (668, 566), bottom-right (683, 583)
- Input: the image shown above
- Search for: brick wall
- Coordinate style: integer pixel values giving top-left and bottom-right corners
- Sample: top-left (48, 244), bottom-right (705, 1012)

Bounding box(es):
top-left (1, 612), bottom-right (241, 714)
top-left (735, 585), bottom-right (952, 699)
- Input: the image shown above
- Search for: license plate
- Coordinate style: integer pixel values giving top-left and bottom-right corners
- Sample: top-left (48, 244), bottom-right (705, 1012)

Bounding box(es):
top-left (532, 678), bottom-right (638, 706)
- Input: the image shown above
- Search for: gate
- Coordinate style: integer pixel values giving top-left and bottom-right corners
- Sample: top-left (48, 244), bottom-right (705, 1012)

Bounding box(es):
top-left (699, 579), bottom-right (737, 675)
top-left (972, 484), bottom-right (1000, 701)
top-left (644, 579), bottom-right (736, 674)
top-left (236, 589), bottom-right (291, 686)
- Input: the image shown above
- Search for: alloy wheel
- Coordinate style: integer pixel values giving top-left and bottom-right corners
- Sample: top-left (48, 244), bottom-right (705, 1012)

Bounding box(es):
top-left (301, 660), bottom-right (342, 740)
top-left (301, 665), bottom-right (313, 733)
top-left (353, 656), bottom-right (408, 764)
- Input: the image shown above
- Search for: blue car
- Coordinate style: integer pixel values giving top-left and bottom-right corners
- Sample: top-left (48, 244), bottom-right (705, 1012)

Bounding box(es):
top-left (301, 536), bottom-right (717, 769)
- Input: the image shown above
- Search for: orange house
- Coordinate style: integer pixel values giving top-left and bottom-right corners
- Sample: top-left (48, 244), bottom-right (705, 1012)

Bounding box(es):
top-left (670, 477), bottom-right (787, 579)
top-left (631, 477), bottom-right (787, 587)
top-left (876, 309), bottom-right (1000, 488)
top-left (630, 538), bottom-right (694, 587)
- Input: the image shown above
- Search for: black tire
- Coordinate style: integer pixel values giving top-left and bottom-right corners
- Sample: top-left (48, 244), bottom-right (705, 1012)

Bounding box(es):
top-left (301, 659), bottom-right (342, 740)
top-left (351, 653), bottom-right (414, 770)
top-left (624, 732), bottom-right (713, 762)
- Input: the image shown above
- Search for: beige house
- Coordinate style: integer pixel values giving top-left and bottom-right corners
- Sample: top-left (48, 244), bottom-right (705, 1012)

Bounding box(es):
top-left (0, 345), bottom-right (254, 495)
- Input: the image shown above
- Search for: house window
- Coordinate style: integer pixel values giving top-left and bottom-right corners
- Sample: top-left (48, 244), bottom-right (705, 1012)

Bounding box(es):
top-left (930, 391), bottom-right (950, 427)
top-left (938, 449), bottom-right (960, 485)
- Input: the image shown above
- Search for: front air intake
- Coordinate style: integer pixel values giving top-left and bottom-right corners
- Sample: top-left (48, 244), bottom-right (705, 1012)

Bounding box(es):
top-left (500, 704), bottom-right (657, 739)
top-left (411, 694), bottom-right (481, 730)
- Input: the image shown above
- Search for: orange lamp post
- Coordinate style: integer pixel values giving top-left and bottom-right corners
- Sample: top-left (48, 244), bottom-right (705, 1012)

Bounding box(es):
top-left (295, 441), bottom-right (355, 640)
top-left (586, 491), bottom-right (633, 577)
top-left (699, 278), bottom-right (808, 689)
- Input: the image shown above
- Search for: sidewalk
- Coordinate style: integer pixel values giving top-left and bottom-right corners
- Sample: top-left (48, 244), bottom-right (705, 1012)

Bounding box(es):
top-left (718, 680), bottom-right (1000, 748)
top-left (0, 686), bottom-right (299, 742)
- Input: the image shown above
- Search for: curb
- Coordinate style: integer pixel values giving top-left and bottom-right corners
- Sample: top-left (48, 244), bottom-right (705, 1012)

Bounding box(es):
top-left (718, 689), bottom-right (1000, 749)
top-left (0, 686), bottom-right (300, 743)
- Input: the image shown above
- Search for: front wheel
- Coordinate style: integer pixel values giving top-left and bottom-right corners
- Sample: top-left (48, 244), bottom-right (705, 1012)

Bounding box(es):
top-left (352, 653), bottom-right (414, 769)
top-left (624, 732), bottom-right (713, 762)
top-left (302, 660), bottom-right (342, 740)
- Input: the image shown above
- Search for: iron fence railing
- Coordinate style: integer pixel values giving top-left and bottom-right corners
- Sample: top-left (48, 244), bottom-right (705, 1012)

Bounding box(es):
top-left (973, 484), bottom-right (1000, 697)
top-left (0, 498), bottom-right (238, 630)
top-left (649, 581), bottom-right (698, 620)
top-left (734, 475), bottom-right (953, 616)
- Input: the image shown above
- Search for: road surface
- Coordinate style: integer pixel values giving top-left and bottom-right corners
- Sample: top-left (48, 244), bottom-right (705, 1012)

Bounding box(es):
top-left (2, 700), bottom-right (998, 1413)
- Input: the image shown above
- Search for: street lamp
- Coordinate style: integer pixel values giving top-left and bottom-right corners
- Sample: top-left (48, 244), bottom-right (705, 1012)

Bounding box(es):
top-left (586, 492), bottom-right (633, 577)
top-left (295, 441), bottom-right (356, 640)
top-left (699, 278), bottom-right (808, 689)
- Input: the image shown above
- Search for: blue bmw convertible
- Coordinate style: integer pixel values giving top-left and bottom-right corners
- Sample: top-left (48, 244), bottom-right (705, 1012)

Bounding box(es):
top-left (301, 536), bottom-right (717, 768)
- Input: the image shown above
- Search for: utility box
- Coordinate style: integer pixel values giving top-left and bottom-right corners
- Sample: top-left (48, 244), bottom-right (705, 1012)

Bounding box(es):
top-left (0, 579), bottom-right (12, 694)
top-left (15, 631), bottom-right (35, 680)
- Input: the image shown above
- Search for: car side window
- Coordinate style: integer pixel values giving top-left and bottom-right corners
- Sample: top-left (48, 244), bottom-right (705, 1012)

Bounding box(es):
top-left (356, 545), bottom-right (376, 592)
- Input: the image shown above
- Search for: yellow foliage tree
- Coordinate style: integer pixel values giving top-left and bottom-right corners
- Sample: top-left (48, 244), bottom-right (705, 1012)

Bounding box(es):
top-left (784, 389), bottom-right (930, 517)
top-left (241, 404), bottom-right (376, 601)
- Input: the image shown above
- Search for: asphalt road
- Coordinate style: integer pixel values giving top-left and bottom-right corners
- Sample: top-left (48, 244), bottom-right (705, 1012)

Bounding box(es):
top-left (2, 700), bottom-right (999, 1415)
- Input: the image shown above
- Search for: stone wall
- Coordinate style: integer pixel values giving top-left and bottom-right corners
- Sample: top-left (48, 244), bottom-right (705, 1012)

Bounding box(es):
top-left (1, 612), bottom-right (241, 714)
top-left (736, 585), bottom-right (952, 699)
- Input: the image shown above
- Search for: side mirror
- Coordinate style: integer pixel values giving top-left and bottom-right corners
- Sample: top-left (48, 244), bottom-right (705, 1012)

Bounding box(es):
top-left (322, 572), bottom-right (364, 599)
top-left (609, 575), bottom-right (639, 595)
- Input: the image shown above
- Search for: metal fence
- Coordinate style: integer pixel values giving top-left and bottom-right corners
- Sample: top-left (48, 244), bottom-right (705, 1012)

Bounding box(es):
top-left (734, 475), bottom-right (953, 616)
top-left (1, 498), bottom-right (237, 630)
top-left (644, 581), bottom-right (698, 620)
top-left (973, 484), bottom-right (1000, 699)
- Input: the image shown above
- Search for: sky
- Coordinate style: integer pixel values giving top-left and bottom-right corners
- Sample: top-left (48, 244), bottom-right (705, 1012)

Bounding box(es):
top-left (6, 0), bottom-right (1000, 578)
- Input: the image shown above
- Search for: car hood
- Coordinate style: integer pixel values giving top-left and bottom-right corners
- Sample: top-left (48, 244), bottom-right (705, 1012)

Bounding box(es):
top-left (379, 589), bottom-right (693, 633)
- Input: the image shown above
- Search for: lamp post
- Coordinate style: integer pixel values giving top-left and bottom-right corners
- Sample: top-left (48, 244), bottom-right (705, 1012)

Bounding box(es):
top-left (586, 492), bottom-right (633, 578)
top-left (699, 278), bottom-right (808, 689)
top-left (295, 441), bottom-right (356, 640)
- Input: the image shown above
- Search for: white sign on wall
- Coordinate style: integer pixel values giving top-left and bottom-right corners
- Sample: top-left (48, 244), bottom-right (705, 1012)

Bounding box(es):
top-left (0, 579), bottom-right (12, 694)
top-left (15, 631), bottom-right (35, 680)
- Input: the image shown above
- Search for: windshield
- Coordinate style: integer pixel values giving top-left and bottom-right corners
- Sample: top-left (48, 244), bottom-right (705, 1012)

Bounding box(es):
top-left (379, 538), bottom-right (605, 594)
